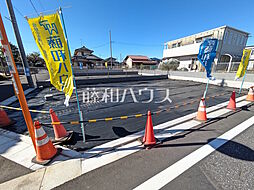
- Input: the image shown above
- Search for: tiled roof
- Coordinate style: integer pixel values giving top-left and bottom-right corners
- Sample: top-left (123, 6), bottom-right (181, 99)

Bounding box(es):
top-left (127, 55), bottom-right (149, 60)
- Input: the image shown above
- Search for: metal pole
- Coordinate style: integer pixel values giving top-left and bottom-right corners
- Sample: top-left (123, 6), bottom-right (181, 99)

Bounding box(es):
top-left (6, 0), bottom-right (34, 87)
top-left (239, 72), bottom-right (246, 95)
top-left (203, 78), bottom-right (210, 98)
top-left (59, 7), bottom-right (85, 142)
top-left (109, 30), bottom-right (113, 69)
top-left (0, 13), bottom-right (36, 150)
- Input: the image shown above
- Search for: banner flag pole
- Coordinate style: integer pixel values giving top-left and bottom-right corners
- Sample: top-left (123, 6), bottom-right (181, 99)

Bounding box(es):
top-left (58, 7), bottom-right (86, 142)
top-left (239, 72), bottom-right (247, 95)
top-left (203, 78), bottom-right (210, 98)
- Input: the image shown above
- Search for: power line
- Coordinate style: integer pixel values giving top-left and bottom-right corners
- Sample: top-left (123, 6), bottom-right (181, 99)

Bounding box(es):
top-left (13, 6), bottom-right (25, 18)
top-left (114, 41), bottom-right (164, 47)
top-left (29, 0), bottom-right (39, 16)
top-left (37, 0), bottom-right (45, 11)
top-left (91, 42), bottom-right (109, 49)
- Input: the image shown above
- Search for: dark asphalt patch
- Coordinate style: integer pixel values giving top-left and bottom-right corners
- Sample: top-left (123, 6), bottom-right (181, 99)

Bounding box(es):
top-left (3, 79), bottom-right (248, 151)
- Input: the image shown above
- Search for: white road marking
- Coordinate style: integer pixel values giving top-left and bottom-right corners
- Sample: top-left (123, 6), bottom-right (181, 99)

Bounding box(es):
top-left (83, 95), bottom-right (247, 158)
top-left (0, 97), bottom-right (251, 189)
top-left (81, 104), bottom-right (242, 174)
top-left (0, 96), bottom-right (249, 172)
top-left (134, 116), bottom-right (254, 190)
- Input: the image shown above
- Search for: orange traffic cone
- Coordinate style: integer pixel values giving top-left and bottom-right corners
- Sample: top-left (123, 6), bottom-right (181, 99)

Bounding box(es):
top-left (49, 109), bottom-right (73, 144)
top-left (196, 98), bottom-right (207, 121)
top-left (143, 111), bottom-right (156, 146)
top-left (0, 108), bottom-right (16, 128)
top-left (32, 121), bottom-right (61, 165)
top-left (227, 91), bottom-right (236, 110)
top-left (246, 86), bottom-right (254, 102)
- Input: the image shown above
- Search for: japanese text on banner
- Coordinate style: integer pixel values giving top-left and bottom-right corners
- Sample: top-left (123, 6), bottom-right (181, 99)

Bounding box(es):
top-left (197, 38), bottom-right (218, 79)
top-left (235, 49), bottom-right (251, 80)
top-left (27, 13), bottom-right (73, 101)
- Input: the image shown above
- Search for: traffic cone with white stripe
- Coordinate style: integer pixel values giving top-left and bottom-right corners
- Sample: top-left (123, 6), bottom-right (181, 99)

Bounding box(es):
top-left (49, 109), bottom-right (73, 144)
top-left (0, 108), bottom-right (16, 128)
top-left (32, 121), bottom-right (61, 165)
top-left (196, 98), bottom-right (207, 121)
top-left (246, 86), bottom-right (254, 102)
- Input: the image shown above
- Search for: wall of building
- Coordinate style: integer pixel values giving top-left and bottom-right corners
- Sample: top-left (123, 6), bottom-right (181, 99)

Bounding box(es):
top-left (126, 57), bottom-right (133, 68)
top-left (163, 42), bottom-right (201, 58)
top-left (220, 28), bottom-right (248, 60)
top-left (163, 26), bottom-right (249, 71)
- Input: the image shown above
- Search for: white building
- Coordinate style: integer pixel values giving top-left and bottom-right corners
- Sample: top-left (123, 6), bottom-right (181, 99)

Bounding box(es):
top-left (163, 26), bottom-right (249, 71)
top-left (245, 46), bottom-right (254, 70)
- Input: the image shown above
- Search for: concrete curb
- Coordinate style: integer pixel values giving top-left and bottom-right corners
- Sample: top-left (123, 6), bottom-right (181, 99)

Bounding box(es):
top-left (74, 71), bottom-right (138, 76)
top-left (0, 88), bottom-right (36, 106)
top-left (0, 159), bottom-right (82, 190)
top-left (138, 70), bottom-right (254, 89)
top-left (36, 75), bottom-right (168, 87)
top-left (168, 75), bottom-right (253, 89)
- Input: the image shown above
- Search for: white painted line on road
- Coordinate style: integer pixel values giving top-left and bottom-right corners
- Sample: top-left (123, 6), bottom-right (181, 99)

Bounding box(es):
top-left (156, 120), bottom-right (201, 140)
top-left (236, 100), bottom-right (250, 108)
top-left (83, 95), bottom-right (247, 158)
top-left (133, 116), bottom-right (254, 190)
top-left (0, 95), bottom-right (249, 173)
top-left (0, 98), bottom-right (252, 189)
top-left (81, 105), bottom-right (234, 174)
top-left (82, 140), bottom-right (142, 174)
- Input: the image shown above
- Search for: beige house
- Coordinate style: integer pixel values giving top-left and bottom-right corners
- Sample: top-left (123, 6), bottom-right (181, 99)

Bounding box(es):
top-left (124, 55), bottom-right (157, 69)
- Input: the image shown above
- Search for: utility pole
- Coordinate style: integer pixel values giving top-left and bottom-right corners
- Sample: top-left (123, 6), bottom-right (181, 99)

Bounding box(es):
top-left (0, 13), bottom-right (36, 150)
top-left (109, 30), bottom-right (113, 69)
top-left (6, 0), bottom-right (34, 87)
top-left (120, 53), bottom-right (122, 69)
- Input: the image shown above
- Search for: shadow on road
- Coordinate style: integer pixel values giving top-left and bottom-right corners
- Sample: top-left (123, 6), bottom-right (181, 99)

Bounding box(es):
top-left (208, 138), bottom-right (254, 161)
top-left (112, 126), bottom-right (137, 137)
top-left (156, 136), bottom-right (254, 161)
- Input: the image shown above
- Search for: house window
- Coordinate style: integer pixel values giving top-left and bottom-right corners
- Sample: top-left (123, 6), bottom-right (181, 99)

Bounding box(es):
top-left (196, 38), bottom-right (202, 43)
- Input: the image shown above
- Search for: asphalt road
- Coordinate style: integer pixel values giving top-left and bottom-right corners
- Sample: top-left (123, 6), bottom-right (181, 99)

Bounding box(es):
top-left (4, 79), bottom-right (248, 150)
top-left (54, 103), bottom-right (254, 190)
top-left (0, 155), bottom-right (32, 184)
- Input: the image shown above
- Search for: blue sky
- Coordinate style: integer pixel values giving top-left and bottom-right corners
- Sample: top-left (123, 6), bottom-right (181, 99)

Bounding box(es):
top-left (0, 0), bottom-right (253, 60)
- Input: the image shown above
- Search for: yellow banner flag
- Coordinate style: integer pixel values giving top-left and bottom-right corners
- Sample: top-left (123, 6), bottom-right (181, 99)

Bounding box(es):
top-left (27, 13), bottom-right (73, 105)
top-left (235, 49), bottom-right (251, 80)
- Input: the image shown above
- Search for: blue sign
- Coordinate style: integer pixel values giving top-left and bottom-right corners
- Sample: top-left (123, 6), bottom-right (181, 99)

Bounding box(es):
top-left (197, 39), bottom-right (218, 79)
